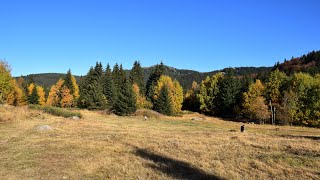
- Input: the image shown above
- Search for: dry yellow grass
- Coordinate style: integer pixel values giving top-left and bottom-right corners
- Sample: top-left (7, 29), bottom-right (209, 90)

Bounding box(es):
top-left (0, 106), bottom-right (319, 179)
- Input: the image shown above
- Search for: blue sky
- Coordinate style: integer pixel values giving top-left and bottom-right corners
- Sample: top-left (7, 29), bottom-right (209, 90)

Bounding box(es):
top-left (0, 0), bottom-right (319, 76)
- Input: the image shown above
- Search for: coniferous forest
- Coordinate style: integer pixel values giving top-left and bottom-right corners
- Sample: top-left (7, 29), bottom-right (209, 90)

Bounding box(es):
top-left (1, 51), bottom-right (320, 127)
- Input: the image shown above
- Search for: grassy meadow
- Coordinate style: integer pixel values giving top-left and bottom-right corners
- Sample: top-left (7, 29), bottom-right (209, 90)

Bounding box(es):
top-left (0, 105), bottom-right (319, 179)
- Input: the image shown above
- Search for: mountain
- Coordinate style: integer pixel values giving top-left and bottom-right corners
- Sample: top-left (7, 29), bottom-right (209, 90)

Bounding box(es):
top-left (16, 73), bottom-right (81, 89)
top-left (276, 50), bottom-right (320, 75)
top-left (16, 66), bottom-right (272, 91)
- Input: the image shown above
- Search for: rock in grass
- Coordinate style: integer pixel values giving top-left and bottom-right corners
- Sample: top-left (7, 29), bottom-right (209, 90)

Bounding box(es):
top-left (71, 116), bottom-right (80, 120)
top-left (36, 125), bottom-right (53, 131)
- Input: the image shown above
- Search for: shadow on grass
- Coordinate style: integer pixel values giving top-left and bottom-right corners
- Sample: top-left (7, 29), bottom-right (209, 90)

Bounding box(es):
top-left (279, 135), bottom-right (320, 141)
top-left (135, 148), bottom-right (224, 180)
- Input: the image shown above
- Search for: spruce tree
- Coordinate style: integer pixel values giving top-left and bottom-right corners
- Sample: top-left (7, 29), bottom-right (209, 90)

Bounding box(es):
top-left (154, 85), bottom-right (173, 115)
top-left (103, 64), bottom-right (115, 107)
top-left (112, 63), bottom-right (120, 91)
top-left (114, 80), bottom-right (136, 116)
top-left (78, 63), bottom-right (106, 109)
top-left (63, 69), bottom-right (75, 95)
top-left (216, 68), bottom-right (241, 117)
top-left (130, 61), bottom-right (145, 95)
top-left (146, 62), bottom-right (165, 101)
top-left (29, 85), bottom-right (39, 104)
top-left (119, 64), bottom-right (126, 84)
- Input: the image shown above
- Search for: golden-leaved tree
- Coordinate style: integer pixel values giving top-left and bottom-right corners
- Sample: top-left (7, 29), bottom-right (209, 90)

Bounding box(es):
top-left (242, 79), bottom-right (269, 121)
top-left (36, 86), bottom-right (46, 106)
top-left (46, 78), bottom-right (64, 106)
top-left (132, 83), bottom-right (152, 109)
top-left (60, 86), bottom-right (74, 108)
top-left (153, 75), bottom-right (183, 114)
top-left (6, 79), bottom-right (27, 106)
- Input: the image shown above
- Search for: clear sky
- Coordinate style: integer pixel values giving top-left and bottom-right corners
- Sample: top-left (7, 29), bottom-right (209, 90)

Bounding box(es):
top-left (1, 0), bottom-right (319, 76)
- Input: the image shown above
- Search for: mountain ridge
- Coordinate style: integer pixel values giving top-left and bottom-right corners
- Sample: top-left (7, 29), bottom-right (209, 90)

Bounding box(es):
top-left (16, 65), bottom-right (272, 90)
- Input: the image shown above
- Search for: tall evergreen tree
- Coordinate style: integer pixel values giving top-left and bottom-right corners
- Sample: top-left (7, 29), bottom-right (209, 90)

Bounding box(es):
top-left (103, 64), bottom-right (115, 107)
top-left (29, 85), bottom-right (39, 104)
top-left (146, 62), bottom-right (165, 101)
top-left (130, 61), bottom-right (145, 95)
top-left (78, 64), bottom-right (106, 109)
top-left (216, 68), bottom-right (241, 117)
top-left (63, 69), bottom-right (75, 95)
top-left (113, 80), bottom-right (136, 116)
top-left (112, 63), bottom-right (120, 91)
top-left (154, 85), bottom-right (173, 115)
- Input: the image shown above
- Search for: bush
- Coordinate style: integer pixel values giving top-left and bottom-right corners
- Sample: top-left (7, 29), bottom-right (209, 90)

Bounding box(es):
top-left (29, 105), bottom-right (82, 118)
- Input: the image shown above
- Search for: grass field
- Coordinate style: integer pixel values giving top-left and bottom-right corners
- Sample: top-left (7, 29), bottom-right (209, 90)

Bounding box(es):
top-left (0, 105), bottom-right (319, 179)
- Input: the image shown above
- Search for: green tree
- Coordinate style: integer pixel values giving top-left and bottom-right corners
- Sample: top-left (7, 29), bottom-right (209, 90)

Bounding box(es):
top-left (29, 85), bottom-right (39, 104)
top-left (103, 64), bottom-right (115, 107)
top-left (216, 69), bottom-right (241, 117)
top-left (198, 73), bottom-right (223, 115)
top-left (63, 69), bottom-right (75, 95)
top-left (112, 63), bottom-right (120, 91)
top-left (113, 80), bottom-right (137, 116)
top-left (154, 85), bottom-right (173, 115)
top-left (146, 62), bottom-right (165, 101)
top-left (130, 61), bottom-right (145, 95)
top-left (266, 69), bottom-right (288, 104)
top-left (78, 64), bottom-right (106, 109)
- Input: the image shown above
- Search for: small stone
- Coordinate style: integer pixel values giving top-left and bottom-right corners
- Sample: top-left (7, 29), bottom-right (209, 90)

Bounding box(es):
top-left (71, 116), bottom-right (80, 120)
top-left (37, 125), bottom-right (53, 131)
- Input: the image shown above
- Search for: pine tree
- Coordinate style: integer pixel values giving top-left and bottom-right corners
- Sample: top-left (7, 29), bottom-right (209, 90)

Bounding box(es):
top-left (103, 64), bottom-right (115, 107)
top-left (119, 64), bottom-right (126, 84)
top-left (146, 62), bottom-right (165, 101)
top-left (130, 61), bottom-right (145, 95)
top-left (114, 80), bottom-right (136, 116)
top-left (29, 84), bottom-right (39, 104)
top-left (64, 69), bottom-right (75, 95)
top-left (154, 85), bottom-right (173, 115)
top-left (112, 63), bottom-right (120, 91)
top-left (216, 69), bottom-right (241, 117)
top-left (78, 64), bottom-right (106, 109)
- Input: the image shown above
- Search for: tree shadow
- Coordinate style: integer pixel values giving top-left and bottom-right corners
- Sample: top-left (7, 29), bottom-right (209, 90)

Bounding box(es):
top-left (134, 147), bottom-right (224, 180)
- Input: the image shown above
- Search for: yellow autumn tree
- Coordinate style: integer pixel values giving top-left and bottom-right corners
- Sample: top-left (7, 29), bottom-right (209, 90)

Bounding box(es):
top-left (71, 75), bottom-right (80, 100)
top-left (172, 79), bottom-right (184, 113)
top-left (46, 78), bottom-right (64, 107)
top-left (0, 60), bottom-right (13, 103)
top-left (60, 86), bottom-right (74, 108)
top-left (154, 75), bottom-right (183, 113)
top-left (243, 79), bottom-right (266, 118)
top-left (132, 83), bottom-right (152, 109)
top-left (36, 86), bottom-right (46, 106)
top-left (27, 83), bottom-right (35, 96)
top-left (6, 79), bottom-right (27, 106)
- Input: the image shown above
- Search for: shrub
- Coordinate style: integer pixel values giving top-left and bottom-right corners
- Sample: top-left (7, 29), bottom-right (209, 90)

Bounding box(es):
top-left (29, 105), bottom-right (82, 118)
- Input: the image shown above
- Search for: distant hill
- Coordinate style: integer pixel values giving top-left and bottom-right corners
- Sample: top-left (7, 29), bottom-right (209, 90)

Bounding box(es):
top-left (16, 66), bottom-right (272, 90)
top-left (16, 73), bottom-right (81, 89)
top-left (276, 50), bottom-right (320, 75)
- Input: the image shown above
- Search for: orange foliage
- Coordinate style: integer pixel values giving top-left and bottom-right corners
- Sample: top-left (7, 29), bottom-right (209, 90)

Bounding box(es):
top-left (60, 86), bottom-right (74, 108)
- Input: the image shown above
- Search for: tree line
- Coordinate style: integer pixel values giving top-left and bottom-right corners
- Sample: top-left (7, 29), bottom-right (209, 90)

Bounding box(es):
top-left (0, 60), bottom-right (183, 116)
top-left (183, 68), bottom-right (320, 127)
top-left (1, 59), bottom-right (319, 127)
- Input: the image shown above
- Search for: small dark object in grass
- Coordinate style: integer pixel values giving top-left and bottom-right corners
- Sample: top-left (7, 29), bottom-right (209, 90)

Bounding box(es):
top-left (241, 125), bottom-right (245, 132)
